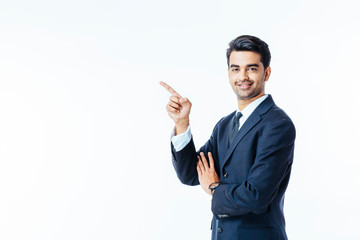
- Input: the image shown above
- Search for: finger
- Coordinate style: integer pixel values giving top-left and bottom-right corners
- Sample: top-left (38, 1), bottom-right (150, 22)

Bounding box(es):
top-left (182, 97), bottom-right (190, 104)
top-left (196, 159), bottom-right (202, 175)
top-left (170, 95), bottom-right (185, 106)
top-left (197, 156), bottom-right (205, 172)
top-left (169, 95), bottom-right (181, 103)
top-left (159, 81), bottom-right (182, 98)
top-left (168, 100), bottom-right (182, 109)
top-left (166, 104), bottom-right (180, 113)
top-left (208, 152), bottom-right (215, 169)
top-left (168, 101), bottom-right (181, 110)
top-left (200, 152), bottom-right (209, 170)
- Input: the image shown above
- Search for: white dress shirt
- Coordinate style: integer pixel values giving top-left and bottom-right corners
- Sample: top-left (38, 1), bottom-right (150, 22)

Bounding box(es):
top-left (171, 94), bottom-right (268, 152)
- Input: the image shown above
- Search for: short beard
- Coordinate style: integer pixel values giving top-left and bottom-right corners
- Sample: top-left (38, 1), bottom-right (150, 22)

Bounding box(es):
top-left (233, 84), bottom-right (263, 101)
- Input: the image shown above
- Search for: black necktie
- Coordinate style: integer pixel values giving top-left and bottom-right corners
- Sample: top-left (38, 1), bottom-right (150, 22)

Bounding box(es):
top-left (229, 112), bottom-right (242, 145)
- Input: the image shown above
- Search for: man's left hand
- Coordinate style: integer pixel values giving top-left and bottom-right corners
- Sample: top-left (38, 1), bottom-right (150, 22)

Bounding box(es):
top-left (197, 152), bottom-right (220, 195)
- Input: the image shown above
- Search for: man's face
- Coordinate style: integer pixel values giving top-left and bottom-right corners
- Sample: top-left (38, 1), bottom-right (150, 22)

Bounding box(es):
top-left (228, 51), bottom-right (271, 101)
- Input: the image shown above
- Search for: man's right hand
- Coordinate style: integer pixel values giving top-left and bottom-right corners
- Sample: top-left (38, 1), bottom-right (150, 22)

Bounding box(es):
top-left (160, 81), bottom-right (192, 135)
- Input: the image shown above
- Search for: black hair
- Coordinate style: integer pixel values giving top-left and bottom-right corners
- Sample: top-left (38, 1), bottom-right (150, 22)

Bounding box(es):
top-left (226, 35), bottom-right (271, 69)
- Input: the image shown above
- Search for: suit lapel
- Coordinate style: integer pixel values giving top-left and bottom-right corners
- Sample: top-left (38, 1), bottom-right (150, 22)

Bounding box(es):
top-left (220, 95), bottom-right (275, 171)
top-left (221, 112), bottom-right (235, 158)
top-left (221, 113), bottom-right (261, 169)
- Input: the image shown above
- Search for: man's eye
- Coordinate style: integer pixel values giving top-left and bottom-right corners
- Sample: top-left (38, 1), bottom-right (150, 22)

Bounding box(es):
top-left (248, 68), bottom-right (257, 72)
top-left (232, 68), bottom-right (239, 72)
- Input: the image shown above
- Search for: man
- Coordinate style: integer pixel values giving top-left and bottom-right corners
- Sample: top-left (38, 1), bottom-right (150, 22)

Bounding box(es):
top-left (160, 35), bottom-right (295, 240)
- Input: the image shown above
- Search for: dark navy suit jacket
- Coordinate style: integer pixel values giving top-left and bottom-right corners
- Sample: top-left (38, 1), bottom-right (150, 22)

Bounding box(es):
top-left (171, 95), bottom-right (296, 240)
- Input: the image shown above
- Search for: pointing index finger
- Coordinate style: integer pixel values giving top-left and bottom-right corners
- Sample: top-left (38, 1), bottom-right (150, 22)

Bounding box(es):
top-left (159, 81), bottom-right (182, 98)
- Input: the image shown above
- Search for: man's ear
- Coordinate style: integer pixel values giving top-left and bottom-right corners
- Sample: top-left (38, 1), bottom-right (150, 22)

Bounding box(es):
top-left (264, 66), bottom-right (271, 82)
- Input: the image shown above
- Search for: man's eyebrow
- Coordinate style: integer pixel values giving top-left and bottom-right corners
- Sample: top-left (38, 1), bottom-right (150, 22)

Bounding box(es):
top-left (247, 64), bottom-right (260, 67)
top-left (229, 64), bottom-right (260, 68)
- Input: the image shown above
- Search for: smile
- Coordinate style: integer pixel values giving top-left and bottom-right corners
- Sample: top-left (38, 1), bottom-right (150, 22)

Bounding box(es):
top-left (236, 82), bottom-right (253, 89)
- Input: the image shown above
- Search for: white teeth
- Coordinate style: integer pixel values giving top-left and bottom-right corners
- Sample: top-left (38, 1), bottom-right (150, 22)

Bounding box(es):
top-left (237, 82), bottom-right (251, 86)
top-left (237, 83), bottom-right (251, 89)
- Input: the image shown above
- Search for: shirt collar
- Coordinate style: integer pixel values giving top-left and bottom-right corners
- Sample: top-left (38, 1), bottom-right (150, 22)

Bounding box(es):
top-left (236, 94), bottom-right (268, 118)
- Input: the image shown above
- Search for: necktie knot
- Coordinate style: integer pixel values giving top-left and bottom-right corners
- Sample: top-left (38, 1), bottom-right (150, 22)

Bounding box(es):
top-left (235, 112), bottom-right (242, 122)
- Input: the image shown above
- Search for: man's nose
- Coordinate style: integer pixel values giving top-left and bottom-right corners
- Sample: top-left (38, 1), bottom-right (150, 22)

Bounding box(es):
top-left (238, 69), bottom-right (249, 81)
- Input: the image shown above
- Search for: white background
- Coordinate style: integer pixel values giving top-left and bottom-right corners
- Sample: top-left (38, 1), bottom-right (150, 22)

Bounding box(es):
top-left (1, 0), bottom-right (359, 239)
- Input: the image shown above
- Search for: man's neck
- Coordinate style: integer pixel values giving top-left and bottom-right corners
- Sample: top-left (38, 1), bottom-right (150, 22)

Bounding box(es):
top-left (237, 93), bottom-right (265, 111)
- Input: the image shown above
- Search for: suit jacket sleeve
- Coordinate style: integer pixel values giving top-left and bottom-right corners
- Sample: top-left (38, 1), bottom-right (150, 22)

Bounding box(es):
top-left (171, 119), bottom-right (222, 186)
top-left (211, 118), bottom-right (296, 216)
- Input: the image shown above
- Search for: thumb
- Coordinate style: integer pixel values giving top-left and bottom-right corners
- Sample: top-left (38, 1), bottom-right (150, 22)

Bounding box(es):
top-left (181, 97), bottom-right (190, 103)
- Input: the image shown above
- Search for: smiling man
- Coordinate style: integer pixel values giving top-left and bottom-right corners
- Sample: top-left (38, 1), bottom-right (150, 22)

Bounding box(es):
top-left (161, 35), bottom-right (296, 240)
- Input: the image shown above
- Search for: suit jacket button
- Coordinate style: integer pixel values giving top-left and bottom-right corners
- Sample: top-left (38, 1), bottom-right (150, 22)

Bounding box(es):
top-left (223, 172), bottom-right (228, 178)
top-left (218, 227), bottom-right (223, 233)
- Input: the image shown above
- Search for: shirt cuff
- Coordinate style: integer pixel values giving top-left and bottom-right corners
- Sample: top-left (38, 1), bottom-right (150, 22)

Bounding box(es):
top-left (171, 125), bottom-right (192, 152)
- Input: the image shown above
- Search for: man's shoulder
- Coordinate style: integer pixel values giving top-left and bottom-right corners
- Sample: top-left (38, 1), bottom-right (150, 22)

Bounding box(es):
top-left (257, 95), bottom-right (294, 123)
top-left (261, 104), bottom-right (296, 137)
top-left (266, 104), bottom-right (293, 122)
